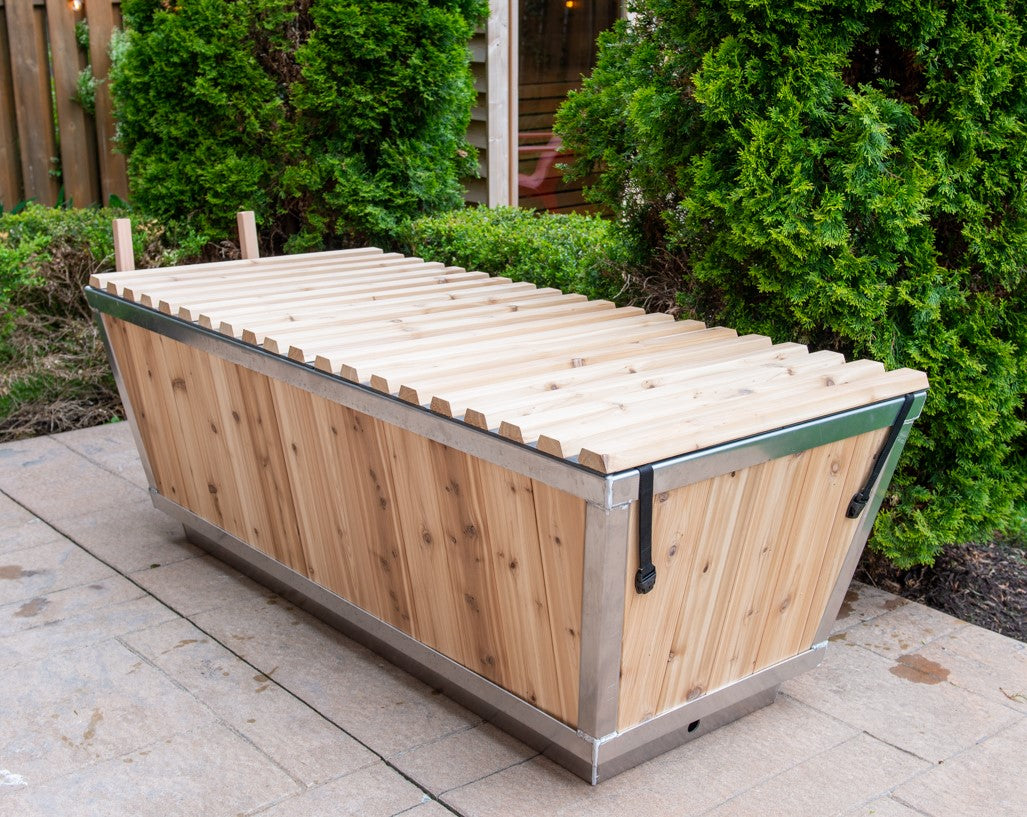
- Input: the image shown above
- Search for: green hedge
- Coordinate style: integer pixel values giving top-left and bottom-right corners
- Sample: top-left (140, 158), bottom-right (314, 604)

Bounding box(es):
top-left (404, 206), bottom-right (633, 301)
top-left (111, 0), bottom-right (486, 251)
top-left (0, 204), bottom-right (194, 440)
top-left (556, 0), bottom-right (1027, 566)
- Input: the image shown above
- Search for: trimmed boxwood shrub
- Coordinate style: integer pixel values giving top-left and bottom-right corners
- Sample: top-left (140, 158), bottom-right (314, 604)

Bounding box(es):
top-left (556, 0), bottom-right (1027, 566)
top-left (404, 206), bottom-right (633, 301)
top-left (111, 0), bottom-right (486, 251)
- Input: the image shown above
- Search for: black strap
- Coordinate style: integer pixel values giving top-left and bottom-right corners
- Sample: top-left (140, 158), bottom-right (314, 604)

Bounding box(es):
top-left (847, 393), bottom-right (916, 519)
top-left (635, 464), bottom-right (657, 594)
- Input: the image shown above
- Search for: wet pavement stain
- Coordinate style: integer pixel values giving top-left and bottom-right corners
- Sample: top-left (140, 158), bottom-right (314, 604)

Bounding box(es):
top-left (889, 653), bottom-right (951, 685)
top-left (83, 709), bottom-right (103, 742)
top-left (836, 588), bottom-right (860, 620)
top-left (0, 565), bottom-right (42, 580)
top-left (13, 597), bottom-right (49, 618)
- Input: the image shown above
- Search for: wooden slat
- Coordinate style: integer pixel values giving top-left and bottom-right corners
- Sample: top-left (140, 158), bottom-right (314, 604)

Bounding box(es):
top-left (213, 280), bottom-right (547, 341)
top-left (145, 256), bottom-right (439, 305)
top-left (5, 0), bottom-right (58, 204)
top-left (86, 0), bottom-right (129, 202)
top-left (45, 0), bottom-right (99, 206)
top-left (315, 310), bottom-right (662, 388)
top-left (429, 331), bottom-right (764, 424)
top-left (495, 344), bottom-right (821, 445)
top-left (273, 290), bottom-right (581, 358)
top-left (94, 247), bottom-right (394, 295)
top-left (0, 7), bottom-right (24, 206)
top-left (269, 295), bottom-right (609, 359)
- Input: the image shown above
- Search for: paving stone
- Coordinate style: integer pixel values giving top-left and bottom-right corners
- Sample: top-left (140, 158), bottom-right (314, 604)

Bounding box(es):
top-left (843, 796), bottom-right (934, 816)
top-left (0, 725), bottom-right (300, 817)
top-left (699, 733), bottom-right (929, 817)
top-left (0, 434), bottom-right (56, 478)
top-left (782, 643), bottom-right (1021, 763)
top-left (245, 762), bottom-right (428, 817)
top-left (51, 493), bottom-right (200, 574)
top-left (0, 492), bottom-right (35, 531)
top-left (121, 617), bottom-right (378, 786)
top-left (0, 509), bottom-right (66, 556)
top-left (392, 722), bottom-right (537, 795)
top-left (831, 582), bottom-right (908, 636)
top-left (443, 695), bottom-right (860, 817)
top-left (130, 554), bottom-right (271, 616)
top-left (0, 536), bottom-right (114, 606)
top-left (0, 574), bottom-right (145, 637)
top-left (192, 594), bottom-right (481, 758)
top-left (0, 436), bottom-right (146, 521)
top-left (0, 638), bottom-right (216, 787)
top-left (911, 624), bottom-right (1027, 715)
top-left (54, 422), bottom-right (150, 489)
top-left (0, 583), bottom-right (177, 673)
top-left (893, 717), bottom-right (1027, 817)
top-left (830, 599), bottom-right (966, 659)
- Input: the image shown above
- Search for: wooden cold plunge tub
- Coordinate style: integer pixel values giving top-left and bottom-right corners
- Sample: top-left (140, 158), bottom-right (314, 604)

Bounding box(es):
top-left (86, 215), bottom-right (928, 783)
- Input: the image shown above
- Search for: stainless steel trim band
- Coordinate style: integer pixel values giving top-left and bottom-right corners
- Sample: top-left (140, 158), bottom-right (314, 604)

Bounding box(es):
top-left (87, 288), bottom-right (926, 508)
top-left (161, 493), bottom-right (818, 784)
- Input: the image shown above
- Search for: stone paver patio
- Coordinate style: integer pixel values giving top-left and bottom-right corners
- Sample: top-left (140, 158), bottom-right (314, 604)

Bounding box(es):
top-left (1, 422), bottom-right (1024, 816)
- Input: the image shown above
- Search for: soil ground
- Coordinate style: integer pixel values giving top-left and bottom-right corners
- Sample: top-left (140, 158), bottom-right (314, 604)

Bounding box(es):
top-left (858, 539), bottom-right (1027, 643)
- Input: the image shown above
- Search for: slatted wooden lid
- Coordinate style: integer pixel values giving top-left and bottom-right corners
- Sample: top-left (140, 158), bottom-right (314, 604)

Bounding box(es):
top-left (91, 247), bottom-right (929, 474)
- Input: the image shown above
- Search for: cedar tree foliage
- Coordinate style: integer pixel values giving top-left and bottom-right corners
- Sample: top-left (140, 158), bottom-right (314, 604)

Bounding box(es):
top-left (556, 0), bottom-right (1027, 566)
top-left (111, 0), bottom-right (486, 250)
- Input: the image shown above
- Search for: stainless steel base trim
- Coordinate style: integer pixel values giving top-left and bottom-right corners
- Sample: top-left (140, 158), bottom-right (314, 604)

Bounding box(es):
top-left (156, 492), bottom-right (814, 784)
top-left (595, 686), bottom-right (779, 783)
top-left (596, 642), bottom-right (826, 773)
top-left (159, 493), bottom-right (591, 759)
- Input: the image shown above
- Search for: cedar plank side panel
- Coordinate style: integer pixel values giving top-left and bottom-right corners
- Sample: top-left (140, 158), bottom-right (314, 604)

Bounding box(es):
top-left (106, 316), bottom-right (585, 727)
top-left (617, 429), bottom-right (888, 731)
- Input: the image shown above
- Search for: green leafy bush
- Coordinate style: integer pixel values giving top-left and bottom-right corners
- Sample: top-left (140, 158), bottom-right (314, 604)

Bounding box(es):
top-left (111, 0), bottom-right (486, 251)
top-left (404, 206), bottom-right (633, 301)
top-left (556, 0), bottom-right (1027, 566)
top-left (0, 203), bottom-right (197, 440)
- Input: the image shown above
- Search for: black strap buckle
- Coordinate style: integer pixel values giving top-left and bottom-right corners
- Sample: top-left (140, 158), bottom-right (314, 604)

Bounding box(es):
top-left (635, 464), bottom-right (656, 594)
top-left (847, 393), bottom-right (916, 519)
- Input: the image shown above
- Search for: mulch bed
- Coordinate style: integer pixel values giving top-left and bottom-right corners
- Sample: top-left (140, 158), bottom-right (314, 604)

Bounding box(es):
top-left (857, 540), bottom-right (1027, 643)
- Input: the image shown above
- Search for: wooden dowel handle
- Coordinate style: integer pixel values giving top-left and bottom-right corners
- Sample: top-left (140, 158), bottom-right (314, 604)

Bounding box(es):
top-left (237, 211), bottom-right (259, 259)
top-left (112, 218), bottom-right (134, 271)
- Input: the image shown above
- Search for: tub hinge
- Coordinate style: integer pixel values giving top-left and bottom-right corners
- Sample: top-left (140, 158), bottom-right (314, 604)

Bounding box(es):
top-left (846, 393), bottom-right (915, 519)
top-left (635, 464), bottom-right (656, 594)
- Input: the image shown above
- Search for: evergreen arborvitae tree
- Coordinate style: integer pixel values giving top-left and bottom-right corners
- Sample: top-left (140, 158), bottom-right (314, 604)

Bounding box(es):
top-left (111, 0), bottom-right (486, 250)
top-left (556, 0), bottom-right (1027, 566)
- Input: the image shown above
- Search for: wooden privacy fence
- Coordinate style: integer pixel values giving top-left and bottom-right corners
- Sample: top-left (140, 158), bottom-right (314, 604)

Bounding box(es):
top-left (0, 0), bottom-right (128, 209)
